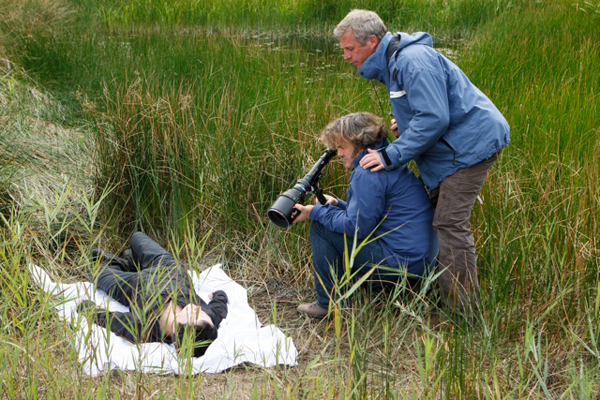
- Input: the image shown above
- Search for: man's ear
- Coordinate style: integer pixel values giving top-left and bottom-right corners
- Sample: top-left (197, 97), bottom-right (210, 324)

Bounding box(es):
top-left (367, 35), bottom-right (379, 50)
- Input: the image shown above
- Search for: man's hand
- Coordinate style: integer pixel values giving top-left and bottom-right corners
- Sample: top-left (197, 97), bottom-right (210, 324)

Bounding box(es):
top-left (359, 149), bottom-right (385, 172)
top-left (391, 118), bottom-right (400, 138)
top-left (292, 204), bottom-right (313, 223)
top-left (318, 194), bottom-right (338, 206)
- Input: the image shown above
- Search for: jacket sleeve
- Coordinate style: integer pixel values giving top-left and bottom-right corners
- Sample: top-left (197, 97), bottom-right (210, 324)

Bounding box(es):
top-left (336, 198), bottom-right (347, 210)
top-left (203, 290), bottom-right (228, 329)
top-left (310, 169), bottom-right (385, 239)
top-left (77, 300), bottom-right (161, 343)
top-left (381, 67), bottom-right (450, 170)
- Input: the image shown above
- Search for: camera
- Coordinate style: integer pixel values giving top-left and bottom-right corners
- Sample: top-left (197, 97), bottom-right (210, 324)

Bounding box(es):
top-left (267, 149), bottom-right (336, 229)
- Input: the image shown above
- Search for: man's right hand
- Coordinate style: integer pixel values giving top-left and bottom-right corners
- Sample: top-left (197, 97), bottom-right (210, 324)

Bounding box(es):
top-left (318, 194), bottom-right (338, 206)
top-left (391, 118), bottom-right (399, 138)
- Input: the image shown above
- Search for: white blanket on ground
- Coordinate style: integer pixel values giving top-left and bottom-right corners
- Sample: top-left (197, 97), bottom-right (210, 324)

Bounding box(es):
top-left (29, 263), bottom-right (297, 376)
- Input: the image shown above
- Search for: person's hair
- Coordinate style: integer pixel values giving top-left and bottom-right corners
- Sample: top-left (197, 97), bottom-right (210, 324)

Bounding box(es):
top-left (320, 112), bottom-right (388, 150)
top-left (334, 9), bottom-right (387, 44)
top-left (175, 320), bottom-right (218, 358)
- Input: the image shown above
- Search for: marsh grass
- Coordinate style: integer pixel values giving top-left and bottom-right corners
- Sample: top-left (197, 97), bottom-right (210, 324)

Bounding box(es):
top-left (82, 0), bottom-right (516, 41)
top-left (1, 0), bottom-right (599, 397)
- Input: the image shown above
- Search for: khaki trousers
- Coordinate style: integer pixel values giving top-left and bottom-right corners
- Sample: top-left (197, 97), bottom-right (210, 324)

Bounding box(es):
top-left (429, 153), bottom-right (498, 316)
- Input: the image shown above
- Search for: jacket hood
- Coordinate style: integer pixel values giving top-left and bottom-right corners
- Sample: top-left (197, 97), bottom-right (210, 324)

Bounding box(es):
top-left (359, 32), bottom-right (433, 82)
top-left (396, 32), bottom-right (433, 50)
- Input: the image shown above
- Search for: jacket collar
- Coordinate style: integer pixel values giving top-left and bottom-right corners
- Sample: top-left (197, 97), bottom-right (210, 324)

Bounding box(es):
top-left (358, 32), bottom-right (393, 84)
top-left (352, 139), bottom-right (389, 169)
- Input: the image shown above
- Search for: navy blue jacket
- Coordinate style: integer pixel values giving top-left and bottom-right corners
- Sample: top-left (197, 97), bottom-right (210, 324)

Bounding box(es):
top-left (359, 32), bottom-right (510, 190)
top-left (309, 140), bottom-right (435, 277)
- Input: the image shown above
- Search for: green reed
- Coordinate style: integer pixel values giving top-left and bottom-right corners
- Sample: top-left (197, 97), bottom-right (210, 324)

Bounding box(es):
top-left (1, 0), bottom-right (599, 397)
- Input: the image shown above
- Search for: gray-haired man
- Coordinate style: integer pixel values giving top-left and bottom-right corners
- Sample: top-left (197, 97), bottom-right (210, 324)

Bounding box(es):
top-left (334, 9), bottom-right (510, 318)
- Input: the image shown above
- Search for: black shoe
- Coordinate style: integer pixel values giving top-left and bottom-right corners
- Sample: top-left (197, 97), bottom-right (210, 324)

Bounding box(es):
top-left (91, 248), bottom-right (132, 271)
top-left (121, 249), bottom-right (135, 269)
top-left (297, 302), bottom-right (329, 319)
top-left (91, 248), bottom-right (116, 263)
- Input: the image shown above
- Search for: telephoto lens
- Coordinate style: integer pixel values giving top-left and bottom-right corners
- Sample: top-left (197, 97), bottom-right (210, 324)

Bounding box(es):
top-left (267, 149), bottom-right (336, 229)
top-left (267, 185), bottom-right (307, 229)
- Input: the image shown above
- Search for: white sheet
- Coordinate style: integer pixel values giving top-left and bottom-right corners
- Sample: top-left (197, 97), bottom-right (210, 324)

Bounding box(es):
top-left (29, 263), bottom-right (297, 376)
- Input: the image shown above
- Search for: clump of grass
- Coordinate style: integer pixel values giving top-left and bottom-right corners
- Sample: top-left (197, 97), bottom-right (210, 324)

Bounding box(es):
top-left (0, 0), bottom-right (74, 37)
top-left (0, 61), bottom-right (93, 234)
top-left (84, 77), bottom-right (204, 237)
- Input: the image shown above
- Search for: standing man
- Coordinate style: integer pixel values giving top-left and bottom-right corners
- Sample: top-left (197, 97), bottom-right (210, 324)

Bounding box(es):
top-left (334, 9), bottom-right (510, 317)
top-left (293, 112), bottom-right (435, 319)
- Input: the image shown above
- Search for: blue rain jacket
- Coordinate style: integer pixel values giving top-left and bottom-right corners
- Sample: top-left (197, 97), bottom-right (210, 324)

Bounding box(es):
top-left (309, 140), bottom-right (435, 276)
top-left (358, 32), bottom-right (510, 190)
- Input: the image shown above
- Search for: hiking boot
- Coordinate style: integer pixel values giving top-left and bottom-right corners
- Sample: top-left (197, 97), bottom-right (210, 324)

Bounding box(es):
top-left (297, 302), bottom-right (329, 319)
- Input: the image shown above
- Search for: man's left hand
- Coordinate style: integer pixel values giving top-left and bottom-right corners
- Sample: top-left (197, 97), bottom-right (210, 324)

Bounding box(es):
top-left (390, 119), bottom-right (400, 138)
top-left (359, 149), bottom-right (385, 172)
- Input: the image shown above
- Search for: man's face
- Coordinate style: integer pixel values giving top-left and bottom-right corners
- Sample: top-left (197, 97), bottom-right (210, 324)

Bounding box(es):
top-left (336, 140), bottom-right (363, 170)
top-left (339, 29), bottom-right (379, 69)
top-left (177, 304), bottom-right (214, 327)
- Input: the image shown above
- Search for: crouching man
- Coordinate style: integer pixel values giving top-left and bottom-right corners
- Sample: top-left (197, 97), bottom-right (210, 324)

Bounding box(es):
top-left (293, 112), bottom-right (436, 318)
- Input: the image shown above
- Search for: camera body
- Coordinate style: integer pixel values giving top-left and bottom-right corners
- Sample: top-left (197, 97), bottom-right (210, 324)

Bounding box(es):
top-left (267, 149), bottom-right (336, 229)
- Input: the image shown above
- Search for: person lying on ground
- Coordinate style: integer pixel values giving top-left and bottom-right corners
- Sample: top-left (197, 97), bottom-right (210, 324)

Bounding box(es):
top-left (293, 112), bottom-right (436, 319)
top-left (78, 232), bottom-right (228, 357)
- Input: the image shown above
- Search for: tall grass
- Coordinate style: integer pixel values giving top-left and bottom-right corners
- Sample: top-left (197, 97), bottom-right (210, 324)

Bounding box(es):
top-left (1, 0), bottom-right (599, 397)
top-left (73, 0), bottom-right (518, 41)
top-left (468, 0), bottom-right (600, 350)
top-left (85, 77), bottom-right (204, 235)
top-left (44, 27), bottom-right (367, 250)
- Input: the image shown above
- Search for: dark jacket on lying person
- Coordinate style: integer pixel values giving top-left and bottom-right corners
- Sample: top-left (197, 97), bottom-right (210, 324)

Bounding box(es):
top-left (78, 232), bottom-right (228, 357)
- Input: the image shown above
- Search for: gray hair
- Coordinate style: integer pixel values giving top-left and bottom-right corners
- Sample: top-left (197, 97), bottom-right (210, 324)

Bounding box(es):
top-left (320, 112), bottom-right (388, 150)
top-left (334, 9), bottom-right (387, 44)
